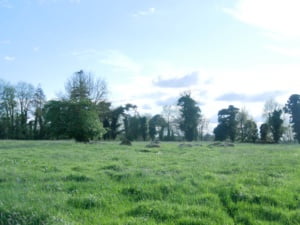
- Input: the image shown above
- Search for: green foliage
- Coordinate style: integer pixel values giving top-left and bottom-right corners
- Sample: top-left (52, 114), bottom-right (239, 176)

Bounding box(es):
top-left (177, 92), bottom-right (201, 141)
top-left (149, 114), bottom-right (166, 141)
top-left (44, 100), bottom-right (105, 142)
top-left (285, 94), bottom-right (300, 143)
top-left (260, 123), bottom-right (269, 143)
top-left (268, 109), bottom-right (284, 143)
top-left (214, 105), bottom-right (239, 142)
top-left (243, 120), bottom-right (258, 143)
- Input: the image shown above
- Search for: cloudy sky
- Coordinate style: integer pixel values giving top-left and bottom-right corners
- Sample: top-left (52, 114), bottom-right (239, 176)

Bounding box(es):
top-left (1, 0), bottom-right (300, 126)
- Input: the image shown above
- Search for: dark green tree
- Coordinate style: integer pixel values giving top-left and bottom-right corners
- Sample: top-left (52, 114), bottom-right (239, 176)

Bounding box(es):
top-left (139, 116), bottom-right (148, 141)
top-left (260, 123), bottom-right (269, 143)
top-left (268, 109), bottom-right (284, 143)
top-left (1, 84), bottom-right (17, 138)
top-left (32, 85), bottom-right (46, 139)
top-left (67, 100), bottom-right (105, 142)
top-left (214, 105), bottom-right (239, 142)
top-left (148, 114), bottom-right (166, 141)
top-left (44, 100), bottom-right (105, 142)
top-left (284, 94), bottom-right (300, 143)
top-left (177, 92), bottom-right (201, 141)
top-left (213, 123), bottom-right (228, 141)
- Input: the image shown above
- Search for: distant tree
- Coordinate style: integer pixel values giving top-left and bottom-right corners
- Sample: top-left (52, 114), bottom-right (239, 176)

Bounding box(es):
top-left (67, 100), bottom-right (106, 142)
top-left (1, 84), bottom-right (17, 138)
top-left (236, 108), bottom-right (249, 142)
top-left (260, 123), bottom-right (269, 143)
top-left (139, 116), bottom-right (148, 141)
top-left (44, 100), bottom-right (105, 142)
top-left (284, 94), bottom-right (300, 143)
top-left (177, 92), bottom-right (201, 141)
top-left (263, 98), bottom-right (281, 120)
top-left (44, 100), bottom-right (69, 139)
top-left (213, 123), bottom-right (228, 141)
top-left (148, 114), bottom-right (166, 141)
top-left (65, 70), bottom-right (107, 103)
top-left (15, 82), bottom-right (35, 138)
top-left (268, 109), bottom-right (284, 143)
top-left (214, 105), bottom-right (239, 142)
top-left (198, 117), bottom-right (209, 141)
top-left (32, 85), bottom-right (46, 139)
top-left (243, 119), bottom-right (258, 143)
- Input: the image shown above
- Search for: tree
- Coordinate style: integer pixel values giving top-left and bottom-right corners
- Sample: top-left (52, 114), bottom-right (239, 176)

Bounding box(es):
top-left (236, 108), bottom-right (249, 142)
top-left (32, 85), bottom-right (46, 139)
top-left (260, 123), bottom-right (269, 143)
top-left (268, 109), bottom-right (284, 143)
top-left (177, 92), bottom-right (201, 141)
top-left (198, 117), bottom-right (209, 141)
top-left (67, 100), bottom-right (106, 142)
top-left (1, 84), bottom-right (17, 138)
top-left (214, 105), bottom-right (239, 142)
top-left (44, 100), bottom-right (105, 142)
top-left (15, 82), bottom-right (35, 138)
top-left (139, 116), bottom-right (148, 141)
top-left (65, 70), bottom-right (107, 103)
top-left (285, 94), bottom-right (300, 143)
top-left (148, 114), bottom-right (166, 141)
top-left (263, 98), bottom-right (281, 120)
top-left (243, 119), bottom-right (258, 143)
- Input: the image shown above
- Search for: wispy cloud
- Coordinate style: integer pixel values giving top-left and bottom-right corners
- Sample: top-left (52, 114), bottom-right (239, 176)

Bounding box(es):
top-left (224, 0), bottom-right (300, 39)
top-left (216, 91), bottom-right (286, 102)
top-left (265, 45), bottom-right (300, 57)
top-left (99, 50), bottom-right (141, 73)
top-left (153, 72), bottom-right (199, 88)
top-left (0, 0), bottom-right (13, 8)
top-left (132, 7), bottom-right (156, 17)
top-left (3, 56), bottom-right (16, 61)
top-left (72, 48), bottom-right (141, 73)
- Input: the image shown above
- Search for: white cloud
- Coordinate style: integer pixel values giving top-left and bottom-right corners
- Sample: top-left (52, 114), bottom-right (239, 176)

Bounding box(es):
top-left (99, 50), bottom-right (141, 73)
top-left (3, 56), bottom-right (15, 61)
top-left (132, 7), bottom-right (156, 17)
top-left (265, 45), bottom-right (300, 57)
top-left (224, 0), bottom-right (300, 39)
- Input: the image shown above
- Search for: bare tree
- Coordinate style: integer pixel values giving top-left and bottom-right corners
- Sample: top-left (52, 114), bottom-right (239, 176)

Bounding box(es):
top-left (198, 117), bottom-right (209, 141)
top-left (65, 70), bottom-right (107, 103)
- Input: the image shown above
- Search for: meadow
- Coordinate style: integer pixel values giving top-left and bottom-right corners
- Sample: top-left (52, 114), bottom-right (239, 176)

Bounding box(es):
top-left (0, 141), bottom-right (300, 225)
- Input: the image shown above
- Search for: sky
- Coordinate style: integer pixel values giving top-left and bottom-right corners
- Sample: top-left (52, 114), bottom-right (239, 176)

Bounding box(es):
top-left (1, 0), bottom-right (300, 127)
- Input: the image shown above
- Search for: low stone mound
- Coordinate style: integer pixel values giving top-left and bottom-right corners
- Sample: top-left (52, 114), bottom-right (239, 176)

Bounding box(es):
top-left (178, 143), bottom-right (193, 148)
top-left (146, 142), bottom-right (160, 148)
top-left (120, 139), bottom-right (132, 146)
top-left (208, 142), bottom-right (235, 147)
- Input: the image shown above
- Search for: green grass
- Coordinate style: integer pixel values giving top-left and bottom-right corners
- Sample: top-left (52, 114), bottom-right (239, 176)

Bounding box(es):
top-left (0, 140), bottom-right (300, 225)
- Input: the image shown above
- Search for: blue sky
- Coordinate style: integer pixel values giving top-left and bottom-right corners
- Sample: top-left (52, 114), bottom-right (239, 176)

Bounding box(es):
top-left (1, 0), bottom-right (300, 126)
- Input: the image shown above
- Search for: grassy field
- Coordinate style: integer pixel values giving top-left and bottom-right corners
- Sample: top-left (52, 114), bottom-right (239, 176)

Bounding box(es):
top-left (0, 141), bottom-right (300, 225)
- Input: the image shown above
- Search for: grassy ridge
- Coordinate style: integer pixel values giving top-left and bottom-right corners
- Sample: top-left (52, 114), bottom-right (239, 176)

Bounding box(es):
top-left (0, 141), bottom-right (300, 225)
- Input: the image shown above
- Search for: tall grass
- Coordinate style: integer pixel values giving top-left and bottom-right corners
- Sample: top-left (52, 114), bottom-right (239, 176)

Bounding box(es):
top-left (0, 140), bottom-right (300, 224)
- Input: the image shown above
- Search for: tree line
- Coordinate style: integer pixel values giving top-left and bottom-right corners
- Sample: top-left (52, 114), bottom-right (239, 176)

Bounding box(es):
top-left (0, 70), bottom-right (300, 143)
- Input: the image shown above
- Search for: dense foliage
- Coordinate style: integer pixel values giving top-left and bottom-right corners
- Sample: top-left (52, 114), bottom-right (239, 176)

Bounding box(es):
top-left (0, 75), bottom-right (299, 143)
